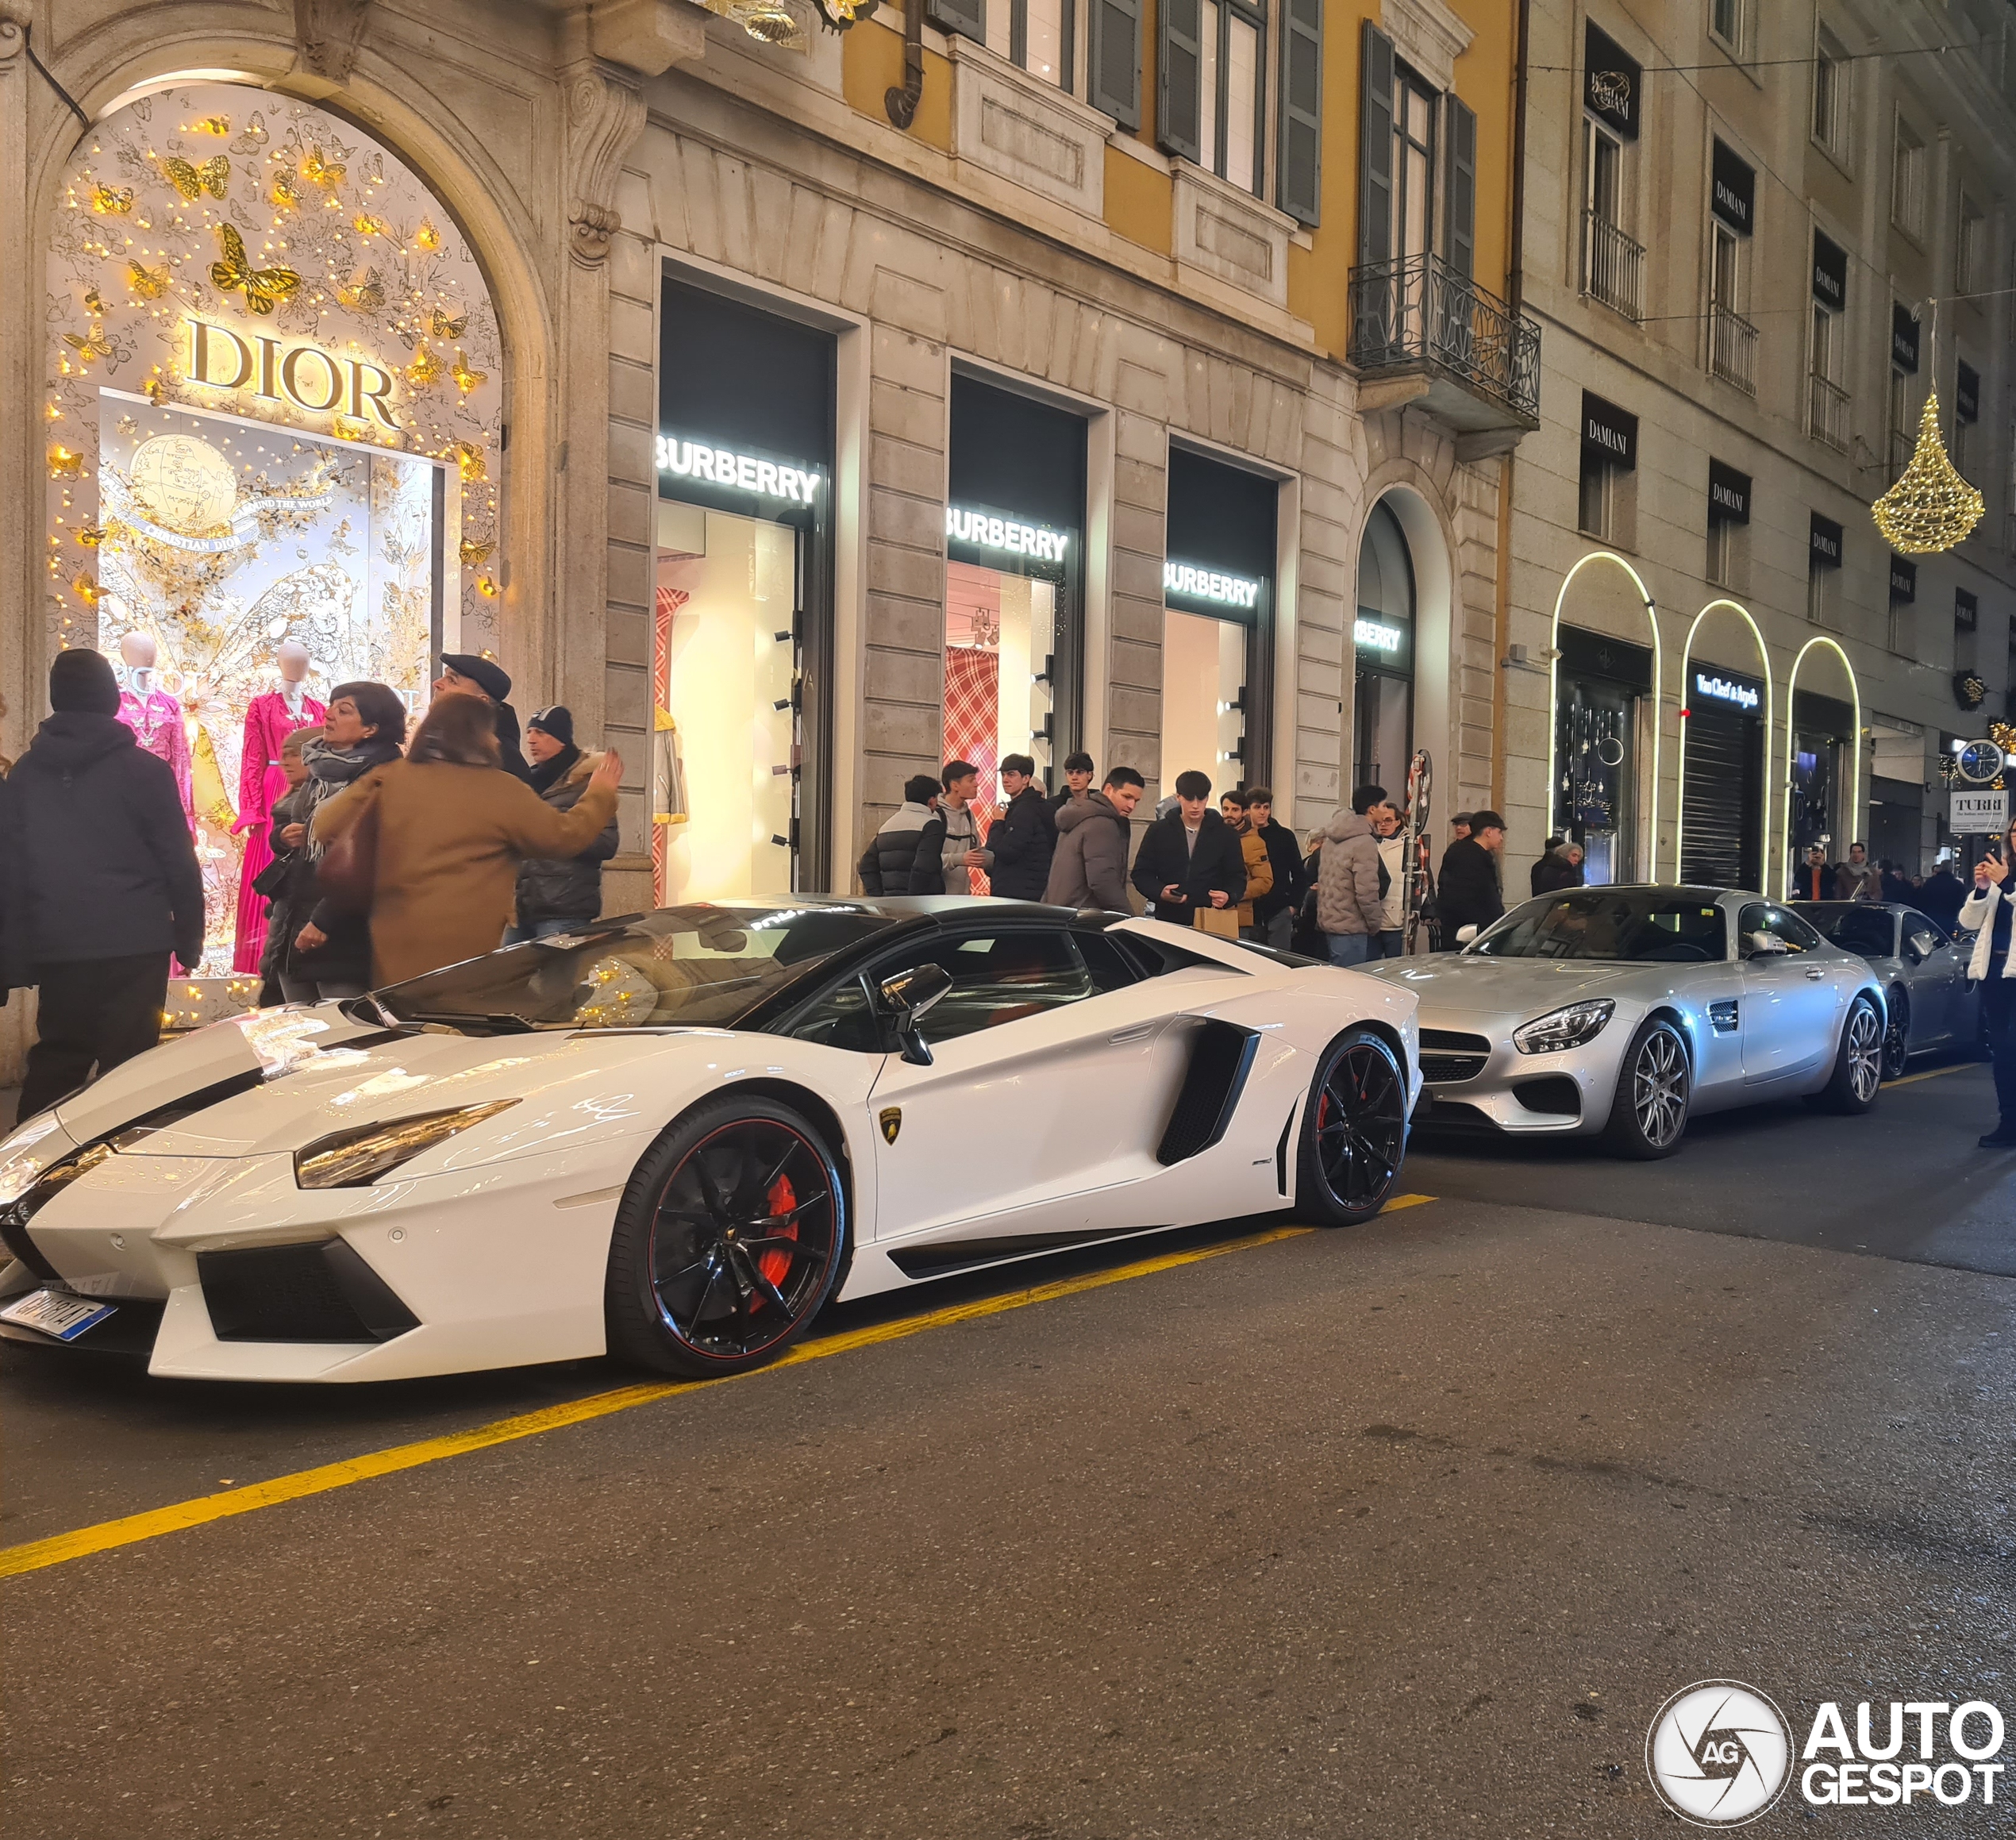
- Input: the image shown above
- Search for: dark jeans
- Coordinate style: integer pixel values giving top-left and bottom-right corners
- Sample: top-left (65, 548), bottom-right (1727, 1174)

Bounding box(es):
top-left (1984, 978), bottom-right (2016, 1125)
top-left (1371, 929), bottom-right (1404, 960)
top-left (19, 951), bottom-right (171, 1120)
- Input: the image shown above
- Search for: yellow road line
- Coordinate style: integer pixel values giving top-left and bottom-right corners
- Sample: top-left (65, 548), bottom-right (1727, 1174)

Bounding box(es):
top-left (6, 1208), bottom-right (1451, 1582)
top-left (1884, 1061), bottom-right (1977, 1089)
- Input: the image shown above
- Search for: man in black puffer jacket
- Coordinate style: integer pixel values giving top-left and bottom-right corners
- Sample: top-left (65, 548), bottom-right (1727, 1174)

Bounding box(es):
top-left (1, 649), bottom-right (203, 1118)
top-left (512, 707), bottom-right (620, 941)
top-left (857, 774), bottom-right (941, 895)
top-left (983, 753), bottom-right (1058, 901)
top-left (1129, 770), bottom-right (1245, 922)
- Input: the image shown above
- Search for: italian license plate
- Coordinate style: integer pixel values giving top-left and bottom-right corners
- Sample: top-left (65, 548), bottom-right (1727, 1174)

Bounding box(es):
top-left (0, 1289), bottom-right (117, 1342)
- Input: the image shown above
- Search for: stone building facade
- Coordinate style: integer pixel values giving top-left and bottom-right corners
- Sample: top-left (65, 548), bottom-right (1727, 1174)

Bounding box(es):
top-left (1, 0), bottom-right (1534, 1080)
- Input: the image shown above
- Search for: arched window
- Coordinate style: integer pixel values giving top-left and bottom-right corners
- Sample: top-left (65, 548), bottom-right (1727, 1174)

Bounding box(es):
top-left (1353, 501), bottom-right (1415, 795)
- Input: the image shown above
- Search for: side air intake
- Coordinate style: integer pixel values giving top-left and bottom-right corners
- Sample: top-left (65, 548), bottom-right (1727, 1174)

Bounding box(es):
top-left (1156, 1019), bottom-right (1260, 1165)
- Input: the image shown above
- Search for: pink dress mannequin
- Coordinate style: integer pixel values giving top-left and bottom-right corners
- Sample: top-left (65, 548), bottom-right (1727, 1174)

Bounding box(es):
top-left (114, 634), bottom-right (193, 826)
top-left (232, 645), bottom-right (325, 972)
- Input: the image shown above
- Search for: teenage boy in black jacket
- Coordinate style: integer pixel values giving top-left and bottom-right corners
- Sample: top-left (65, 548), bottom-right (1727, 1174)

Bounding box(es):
top-left (984, 753), bottom-right (1058, 900)
top-left (1245, 786), bottom-right (1306, 949)
top-left (1129, 770), bottom-right (1245, 922)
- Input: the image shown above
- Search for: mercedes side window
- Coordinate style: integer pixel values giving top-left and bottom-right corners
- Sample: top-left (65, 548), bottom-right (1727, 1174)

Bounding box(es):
top-left (1738, 903), bottom-right (1824, 957)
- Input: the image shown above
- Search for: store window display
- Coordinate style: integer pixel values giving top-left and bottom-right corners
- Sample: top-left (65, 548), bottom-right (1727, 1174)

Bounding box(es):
top-left (44, 80), bottom-right (503, 1012)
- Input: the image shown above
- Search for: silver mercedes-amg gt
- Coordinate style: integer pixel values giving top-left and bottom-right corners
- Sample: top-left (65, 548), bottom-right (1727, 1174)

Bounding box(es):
top-left (1358, 885), bottom-right (1887, 1157)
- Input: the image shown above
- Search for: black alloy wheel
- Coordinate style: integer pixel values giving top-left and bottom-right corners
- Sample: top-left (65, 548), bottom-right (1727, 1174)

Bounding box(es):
top-left (1881, 986), bottom-right (1910, 1082)
top-left (605, 1095), bottom-right (847, 1377)
top-left (1602, 1018), bottom-right (1690, 1159)
top-left (1295, 1028), bottom-right (1408, 1226)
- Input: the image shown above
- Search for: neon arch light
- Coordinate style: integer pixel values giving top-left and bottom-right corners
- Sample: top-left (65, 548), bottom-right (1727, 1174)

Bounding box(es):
top-left (1781, 637), bottom-right (1863, 902)
top-left (1547, 552), bottom-right (1661, 879)
top-left (1675, 599), bottom-right (1774, 891)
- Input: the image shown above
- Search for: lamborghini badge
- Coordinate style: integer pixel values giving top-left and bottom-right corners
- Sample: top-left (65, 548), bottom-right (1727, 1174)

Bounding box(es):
top-left (879, 1107), bottom-right (902, 1145)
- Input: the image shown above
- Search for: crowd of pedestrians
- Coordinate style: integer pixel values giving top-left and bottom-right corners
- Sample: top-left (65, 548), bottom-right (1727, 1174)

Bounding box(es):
top-left (0, 648), bottom-right (620, 1118)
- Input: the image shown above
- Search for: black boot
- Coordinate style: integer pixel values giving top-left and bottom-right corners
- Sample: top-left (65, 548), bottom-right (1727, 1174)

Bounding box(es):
top-left (1979, 1122), bottom-right (2016, 1149)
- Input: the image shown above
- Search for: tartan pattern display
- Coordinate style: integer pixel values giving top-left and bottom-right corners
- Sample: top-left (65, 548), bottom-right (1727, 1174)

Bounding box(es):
top-left (652, 584), bottom-right (687, 904)
top-left (942, 645), bottom-right (1000, 895)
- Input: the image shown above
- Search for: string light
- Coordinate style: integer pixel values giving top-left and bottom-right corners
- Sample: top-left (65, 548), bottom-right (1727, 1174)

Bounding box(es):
top-left (1872, 389), bottom-right (1986, 555)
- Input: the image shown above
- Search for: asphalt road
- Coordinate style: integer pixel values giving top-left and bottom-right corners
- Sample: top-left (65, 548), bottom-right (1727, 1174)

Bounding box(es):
top-left (5, 1061), bottom-right (2015, 1838)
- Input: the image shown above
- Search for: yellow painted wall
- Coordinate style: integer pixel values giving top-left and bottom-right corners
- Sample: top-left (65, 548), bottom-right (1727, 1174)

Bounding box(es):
top-left (1106, 147), bottom-right (1175, 256)
top-left (841, 13), bottom-right (955, 153)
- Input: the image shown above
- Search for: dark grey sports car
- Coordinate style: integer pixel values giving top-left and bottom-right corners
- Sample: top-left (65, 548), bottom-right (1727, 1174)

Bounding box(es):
top-left (1791, 901), bottom-right (1981, 1079)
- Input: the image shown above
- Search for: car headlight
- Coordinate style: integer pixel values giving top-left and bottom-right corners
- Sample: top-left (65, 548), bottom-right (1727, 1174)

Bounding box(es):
top-left (1513, 999), bottom-right (1615, 1055)
top-left (294, 1101), bottom-right (518, 1190)
top-left (0, 1112), bottom-right (68, 1207)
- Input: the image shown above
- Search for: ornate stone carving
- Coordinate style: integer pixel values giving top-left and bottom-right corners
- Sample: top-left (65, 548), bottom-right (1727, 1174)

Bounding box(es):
top-left (0, 0), bottom-right (30, 63)
top-left (294, 0), bottom-right (371, 85)
top-left (565, 63), bottom-right (648, 268)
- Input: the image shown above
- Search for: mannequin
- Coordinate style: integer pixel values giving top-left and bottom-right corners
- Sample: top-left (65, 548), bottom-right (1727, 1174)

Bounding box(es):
top-left (116, 630), bottom-right (194, 828)
top-left (232, 639), bottom-right (327, 972)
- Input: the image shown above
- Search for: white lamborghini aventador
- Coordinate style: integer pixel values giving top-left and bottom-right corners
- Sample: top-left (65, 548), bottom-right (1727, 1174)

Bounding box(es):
top-left (0, 897), bottom-right (1421, 1383)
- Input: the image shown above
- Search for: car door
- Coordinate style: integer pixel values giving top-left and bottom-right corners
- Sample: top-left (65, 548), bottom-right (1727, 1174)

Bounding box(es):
top-left (1900, 910), bottom-right (1960, 1044)
top-left (856, 924), bottom-right (1204, 1245)
top-left (1737, 902), bottom-right (1840, 1083)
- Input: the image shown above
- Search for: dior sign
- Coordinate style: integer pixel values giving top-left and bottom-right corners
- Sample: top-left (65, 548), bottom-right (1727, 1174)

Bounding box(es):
top-left (185, 317), bottom-right (399, 429)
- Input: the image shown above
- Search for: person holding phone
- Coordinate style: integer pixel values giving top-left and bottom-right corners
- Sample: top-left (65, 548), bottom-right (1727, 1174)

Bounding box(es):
top-left (1957, 819), bottom-right (2016, 1147)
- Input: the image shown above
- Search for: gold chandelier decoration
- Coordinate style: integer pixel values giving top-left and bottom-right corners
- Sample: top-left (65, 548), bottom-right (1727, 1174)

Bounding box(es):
top-left (697, 0), bottom-right (808, 49)
top-left (1872, 386), bottom-right (1984, 555)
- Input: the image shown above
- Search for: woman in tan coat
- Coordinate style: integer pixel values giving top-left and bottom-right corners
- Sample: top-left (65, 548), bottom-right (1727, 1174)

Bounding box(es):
top-left (312, 693), bottom-right (622, 987)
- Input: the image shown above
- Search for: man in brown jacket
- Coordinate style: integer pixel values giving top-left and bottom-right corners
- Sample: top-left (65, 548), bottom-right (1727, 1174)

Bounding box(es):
top-left (1221, 789), bottom-right (1275, 937)
top-left (1315, 784), bottom-right (1387, 967)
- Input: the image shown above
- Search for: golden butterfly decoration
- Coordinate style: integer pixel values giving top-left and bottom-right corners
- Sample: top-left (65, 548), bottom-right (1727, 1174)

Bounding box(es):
top-left (337, 269), bottom-right (384, 310)
top-left (352, 213), bottom-right (389, 238)
top-left (450, 351), bottom-right (487, 397)
top-left (48, 446), bottom-right (83, 479)
top-left (270, 168), bottom-right (300, 210)
top-left (72, 574), bottom-right (102, 607)
top-left (448, 441), bottom-right (487, 481)
top-left (162, 154), bottom-right (230, 202)
top-left (404, 344), bottom-right (444, 389)
top-left (458, 536), bottom-right (495, 568)
top-left (91, 183), bottom-right (134, 214)
top-left (231, 114), bottom-right (269, 152)
top-left (83, 286), bottom-right (109, 315)
top-left (63, 326), bottom-right (113, 367)
top-left (414, 219), bottom-right (442, 251)
top-left (128, 260), bottom-right (170, 300)
top-left (301, 145), bottom-right (345, 190)
top-left (210, 223), bottom-right (301, 315)
top-left (195, 115), bottom-right (231, 137)
top-left (75, 525), bottom-right (106, 549)
top-left (429, 308), bottom-right (467, 340)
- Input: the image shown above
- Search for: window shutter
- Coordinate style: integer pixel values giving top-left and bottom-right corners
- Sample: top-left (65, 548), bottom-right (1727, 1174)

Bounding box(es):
top-left (1359, 22), bottom-right (1395, 266)
top-left (1278, 0), bottom-right (1324, 225)
top-left (1446, 94), bottom-right (1476, 276)
top-left (1088, 0), bottom-right (1142, 129)
top-left (927, 0), bottom-right (986, 46)
top-left (1158, 0), bottom-right (1203, 164)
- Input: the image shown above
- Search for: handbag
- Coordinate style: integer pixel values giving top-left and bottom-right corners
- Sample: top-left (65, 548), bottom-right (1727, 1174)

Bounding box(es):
top-left (250, 853), bottom-right (291, 900)
top-left (1193, 905), bottom-right (1241, 941)
top-left (314, 784), bottom-right (381, 916)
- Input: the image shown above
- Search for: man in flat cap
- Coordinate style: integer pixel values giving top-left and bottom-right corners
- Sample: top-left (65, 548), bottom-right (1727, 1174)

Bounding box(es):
top-left (433, 652), bottom-right (533, 783)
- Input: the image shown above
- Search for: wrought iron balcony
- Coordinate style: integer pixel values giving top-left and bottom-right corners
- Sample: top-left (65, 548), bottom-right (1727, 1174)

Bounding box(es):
top-left (1708, 302), bottom-right (1759, 395)
top-left (1582, 209), bottom-right (1645, 322)
top-left (1808, 372), bottom-right (1850, 453)
top-left (1347, 252), bottom-right (1541, 434)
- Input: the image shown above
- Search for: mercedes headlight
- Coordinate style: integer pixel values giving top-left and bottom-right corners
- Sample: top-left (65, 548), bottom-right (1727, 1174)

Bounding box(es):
top-left (293, 1101), bottom-right (518, 1190)
top-left (1513, 999), bottom-right (1615, 1055)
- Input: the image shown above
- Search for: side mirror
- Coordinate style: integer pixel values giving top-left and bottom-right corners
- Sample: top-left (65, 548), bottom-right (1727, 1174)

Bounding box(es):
top-left (1455, 924), bottom-right (1479, 945)
top-left (879, 963), bottom-right (954, 1065)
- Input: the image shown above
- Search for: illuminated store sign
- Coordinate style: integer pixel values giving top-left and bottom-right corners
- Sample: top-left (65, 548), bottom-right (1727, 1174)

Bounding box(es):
top-left (186, 318), bottom-right (399, 429)
top-left (1694, 670), bottom-right (1760, 712)
top-left (945, 506), bottom-right (1070, 563)
top-left (656, 435), bottom-right (821, 504)
top-left (1164, 562), bottom-right (1261, 610)
top-left (1355, 618), bottom-right (1405, 654)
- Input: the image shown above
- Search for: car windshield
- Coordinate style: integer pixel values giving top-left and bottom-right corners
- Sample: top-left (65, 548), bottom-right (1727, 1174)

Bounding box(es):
top-left (1800, 904), bottom-right (1896, 957)
top-left (1472, 891), bottom-right (1729, 963)
top-left (374, 903), bottom-right (898, 1031)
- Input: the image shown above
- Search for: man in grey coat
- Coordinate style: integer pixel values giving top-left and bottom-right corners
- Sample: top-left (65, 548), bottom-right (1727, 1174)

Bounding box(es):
top-left (1315, 784), bottom-right (1387, 967)
top-left (1044, 768), bottom-right (1144, 910)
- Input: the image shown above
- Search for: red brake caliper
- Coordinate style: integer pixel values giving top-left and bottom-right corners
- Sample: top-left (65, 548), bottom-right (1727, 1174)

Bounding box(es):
top-left (757, 1173), bottom-right (798, 1297)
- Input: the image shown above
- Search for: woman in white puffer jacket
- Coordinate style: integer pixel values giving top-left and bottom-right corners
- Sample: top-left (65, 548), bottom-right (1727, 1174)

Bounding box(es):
top-left (1956, 817), bottom-right (2016, 1146)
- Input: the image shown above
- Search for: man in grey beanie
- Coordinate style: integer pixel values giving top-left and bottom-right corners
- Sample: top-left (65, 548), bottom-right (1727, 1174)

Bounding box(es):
top-left (0, 648), bottom-right (204, 1118)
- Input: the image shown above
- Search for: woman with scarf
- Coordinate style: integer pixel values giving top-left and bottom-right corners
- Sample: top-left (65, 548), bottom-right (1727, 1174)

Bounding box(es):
top-left (282, 681), bottom-right (406, 1002)
top-left (1958, 814), bottom-right (2016, 1148)
top-left (510, 706), bottom-right (619, 942)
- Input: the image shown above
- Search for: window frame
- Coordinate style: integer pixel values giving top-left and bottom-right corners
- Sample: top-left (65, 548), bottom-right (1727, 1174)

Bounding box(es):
top-left (1958, 193), bottom-right (1987, 296)
top-left (1390, 56), bottom-right (1438, 262)
top-left (1891, 110), bottom-right (1927, 241)
top-left (1708, 0), bottom-right (1749, 62)
top-left (1578, 445), bottom-right (1613, 540)
top-left (984, 0), bottom-right (1078, 92)
top-left (1198, 0), bottom-right (1268, 196)
top-left (1887, 366), bottom-right (1913, 482)
top-left (1810, 23), bottom-right (1849, 159)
